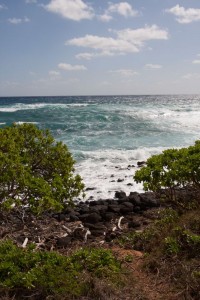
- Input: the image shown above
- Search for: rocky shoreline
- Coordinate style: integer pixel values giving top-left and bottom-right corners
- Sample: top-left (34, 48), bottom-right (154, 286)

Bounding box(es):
top-left (1, 184), bottom-right (199, 252)
top-left (0, 189), bottom-right (161, 251)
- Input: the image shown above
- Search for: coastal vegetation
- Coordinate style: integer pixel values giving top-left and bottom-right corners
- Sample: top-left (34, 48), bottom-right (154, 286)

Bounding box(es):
top-left (0, 123), bottom-right (84, 214)
top-left (0, 241), bottom-right (122, 299)
top-left (134, 141), bottom-right (200, 201)
top-left (0, 124), bottom-right (199, 299)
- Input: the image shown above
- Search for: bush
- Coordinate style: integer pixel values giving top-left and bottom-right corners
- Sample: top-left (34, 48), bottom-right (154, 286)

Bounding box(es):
top-left (164, 227), bottom-right (200, 258)
top-left (0, 123), bottom-right (84, 214)
top-left (0, 240), bottom-right (121, 299)
top-left (134, 141), bottom-right (200, 200)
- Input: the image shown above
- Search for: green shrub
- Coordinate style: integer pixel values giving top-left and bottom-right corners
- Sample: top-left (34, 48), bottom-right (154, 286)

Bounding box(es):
top-left (0, 240), bottom-right (121, 298)
top-left (164, 236), bottom-right (180, 255)
top-left (0, 123), bottom-right (84, 214)
top-left (134, 141), bottom-right (200, 202)
top-left (164, 227), bottom-right (200, 258)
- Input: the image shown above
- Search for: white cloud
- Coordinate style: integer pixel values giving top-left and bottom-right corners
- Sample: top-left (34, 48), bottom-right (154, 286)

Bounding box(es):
top-left (145, 64), bottom-right (162, 69)
top-left (107, 2), bottom-right (138, 17)
top-left (67, 25), bottom-right (168, 57)
top-left (67, 34), bottom-right (139, 54)
top-left (110, 69), bottom-right (138, 77)
top-left (58, 63), bottom-right (87, 71)
top-left (99, 2), bottom-right (138, 22)
top-left (192, 60), bottom-right (200, 64)
top-left (44, 0), bottom-right (94, 21)
top-left (115, 25), bottom-right (168, 46)
top-left (98, 13), bottom-right (113, 22)
top-left (166, 5), bottom-right (200, 24)
top-left (8, 17), bottom-right (30, 24)
top-left (49, 70), bottom-right (60, 76)
top-left (76, 51), bottom-right (116, 60)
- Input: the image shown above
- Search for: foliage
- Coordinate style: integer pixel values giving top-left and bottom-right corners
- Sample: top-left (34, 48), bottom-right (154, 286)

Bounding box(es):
top-left (0, 123), bottom-right (84, 214)
top-left (118, 208), bottom-right (178, 252)
top-left (0, 240), bottom-right (121, 299)
top-left (127, 207), bottom-right (200, 299)
top-left (134, 141), bottom-right (200, 200)
top-left (164, 227), bottom-right (200, 258)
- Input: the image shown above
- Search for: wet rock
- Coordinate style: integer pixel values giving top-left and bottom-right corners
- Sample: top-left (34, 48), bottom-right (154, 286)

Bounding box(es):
top-left (84, 212), bottom-right (102, 224)
top-left (123, 202), bottom-right (134, 209)
top-left (133, 206), bottom-right (141, 213)
top-left (108, 205), bottom-right (121, 213)
top-left (79, 206), bottom-right (90, 215)
top-left (140, 192), bottom-right (158, 208)
top-left (115, 191), bottom-right (126, 199)
top-left (129, 192), bottom-right (141, 206)
top-left (118, 198), bottom-right (129, 204)
top-left (85, 187), bottom-right (96, 191)
top-left (69, 214), bottom-right (80, 222)
top-left (137, 161), bottom-right (146, 167)
top-left (117, 178), bottom-right (124, 182)
top-left (103, 212), bottom-right (115, 221)
top-left (120, 205), bottom-right (133, 214)
top-left (89, 200), bottom-right (98, 206)
top-left (89, 205), bottom-right (108, 214)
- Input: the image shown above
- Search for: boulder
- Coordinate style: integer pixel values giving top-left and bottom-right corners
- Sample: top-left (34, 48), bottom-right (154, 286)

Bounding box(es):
top-left (103, 212), bottom-right (115, 221)
top-left (137, 161), bottom-right (146, 167)
top-left (108, 204), bottom-right (121, 213)
top-left (84, 212), bottom-right (102, 224)
top-left (129, 192), bottom-right (141, 206)
top-left (115, 191), bottom-right (126, 199)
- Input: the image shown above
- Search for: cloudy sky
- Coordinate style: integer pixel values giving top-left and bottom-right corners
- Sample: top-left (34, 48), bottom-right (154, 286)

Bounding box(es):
top-left (1, 0), bottom-right (200, 96)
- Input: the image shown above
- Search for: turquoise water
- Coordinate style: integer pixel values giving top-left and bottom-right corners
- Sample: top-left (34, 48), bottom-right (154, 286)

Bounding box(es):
top-left (1, 95), bottom-right (200, 199)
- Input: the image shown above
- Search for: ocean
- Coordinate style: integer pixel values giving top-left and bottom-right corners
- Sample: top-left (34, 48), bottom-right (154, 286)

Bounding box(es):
top-left (0, 95), bottom-right (200, 200)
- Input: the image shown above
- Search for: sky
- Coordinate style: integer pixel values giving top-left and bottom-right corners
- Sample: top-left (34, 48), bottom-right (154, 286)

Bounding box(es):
top-left (0, 0), bottom-right (200, 96)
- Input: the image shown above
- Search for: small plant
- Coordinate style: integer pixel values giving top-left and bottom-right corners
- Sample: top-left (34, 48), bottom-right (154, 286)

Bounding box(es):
top-left (164, 236), bottom-right (180, 255)
top-left (124, 254), bottom-right (134, 263)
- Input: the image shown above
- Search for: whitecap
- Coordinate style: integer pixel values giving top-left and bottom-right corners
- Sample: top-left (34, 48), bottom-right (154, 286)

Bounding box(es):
top-left (0, 102), bottom-right (89, 112)
top-left (75, 147), bottom-right (169, 201)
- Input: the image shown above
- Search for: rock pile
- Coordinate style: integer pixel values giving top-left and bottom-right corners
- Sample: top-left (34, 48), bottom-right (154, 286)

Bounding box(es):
top-left (52, 190), bottom-right (160, 246)
top-left (0, 190), bottom-right (160, 250)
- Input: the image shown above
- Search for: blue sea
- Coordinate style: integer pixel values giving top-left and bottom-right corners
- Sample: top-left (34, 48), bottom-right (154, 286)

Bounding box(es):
top-left (0, 95), bottom-right (200, 200)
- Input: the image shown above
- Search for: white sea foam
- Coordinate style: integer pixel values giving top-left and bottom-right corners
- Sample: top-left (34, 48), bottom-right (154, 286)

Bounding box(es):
top-left (76, 147), bottom-right (168, 201)
top-left (14, 121), bottom-right (39, 125)
top-left (0, 103), bottom-right (89, 112)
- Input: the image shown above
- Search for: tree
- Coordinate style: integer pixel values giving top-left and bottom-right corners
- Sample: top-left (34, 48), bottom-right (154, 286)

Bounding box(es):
top-left (0, 123), bottom-right (84, 214)
top-left (134, 141), bottom-right (200, 199)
